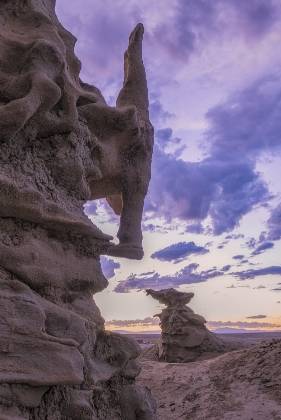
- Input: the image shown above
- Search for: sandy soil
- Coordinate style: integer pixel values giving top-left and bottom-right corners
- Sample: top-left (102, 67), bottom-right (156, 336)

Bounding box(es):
top-left (136, 335), bottom-right (281, 420)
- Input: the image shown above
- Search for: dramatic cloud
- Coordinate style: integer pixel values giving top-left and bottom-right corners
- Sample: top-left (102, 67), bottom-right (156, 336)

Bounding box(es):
top-left (147, 74), bottom-right (281, 234)
top-left (155, 0), bottom-right (281, 62)
top-left (251, 241), bottom-right (274, 255)
top-left (147, 145), bottom-right (269, 235)
top-left (100, 257), bottom-right (120, 279)
top-left (114, 263), bottom-right (224, 293)
top-left (207, 76), bottom-right (281, 159)
top-left (57, 1), bottom-right (280, 237)
top-left (56, 0), bottom-right (281, 88)
top-left (232, 266), bottom-right (281, 280)
top-left (144, 70), bottom-right (281, 236)
top-left (151, 241), bottom-right (208, 262)
top-left (228, 0), bottom-right (280, 39)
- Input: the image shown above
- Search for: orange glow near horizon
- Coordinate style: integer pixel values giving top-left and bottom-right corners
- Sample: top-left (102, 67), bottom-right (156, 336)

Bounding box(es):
top-left (105, 316), bottom-right (281, 333)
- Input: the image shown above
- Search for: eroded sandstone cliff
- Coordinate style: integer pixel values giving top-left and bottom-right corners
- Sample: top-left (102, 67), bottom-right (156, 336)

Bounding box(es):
top-left (0, 1), bottom-right (155, 418)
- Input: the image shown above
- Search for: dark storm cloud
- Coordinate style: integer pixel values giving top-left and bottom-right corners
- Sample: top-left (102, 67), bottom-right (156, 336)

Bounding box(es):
top-left (232, 266), bottom-right (281, 280)
top-left (151, 241), bottom-right (208, 262)
top-left (114, 263), bottom-right (224, 293)
top-left (100, 257), bottom-right (120, 279)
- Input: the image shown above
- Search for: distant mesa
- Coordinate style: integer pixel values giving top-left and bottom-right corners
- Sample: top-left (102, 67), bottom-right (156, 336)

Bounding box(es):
top-left (146, 288), bottom-right (225, 362)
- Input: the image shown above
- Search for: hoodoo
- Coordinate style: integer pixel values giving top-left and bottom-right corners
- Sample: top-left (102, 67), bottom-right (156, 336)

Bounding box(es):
top-left (146, 288), bottom-right (225, 362)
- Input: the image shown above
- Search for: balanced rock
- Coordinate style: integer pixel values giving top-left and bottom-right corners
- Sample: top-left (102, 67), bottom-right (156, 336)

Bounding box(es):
top-left (146, 288), bottom-right (225, 362)
top-left (0, 0), bottom-right (155, 418)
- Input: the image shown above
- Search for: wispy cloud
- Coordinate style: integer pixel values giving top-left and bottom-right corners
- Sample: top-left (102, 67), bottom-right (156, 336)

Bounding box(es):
top-left (232, 254), bottom-right (244, 260)
top-left (151, 241), bottom-right (208, 262)
top-left (114, 263), bottom-right (224, 293)
top-left (208, 319), bottom-right (281, 330)
top-left (232, 266), bottom-right (281, 280)
top-left (246, 314), bottom-right (267, 319)
top-left (251, 241), bottom-right (274, 255)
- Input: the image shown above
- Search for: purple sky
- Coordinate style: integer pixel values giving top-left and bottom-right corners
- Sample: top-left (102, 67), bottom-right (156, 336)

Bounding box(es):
top-left (56, 0), bottom-right (281, 331)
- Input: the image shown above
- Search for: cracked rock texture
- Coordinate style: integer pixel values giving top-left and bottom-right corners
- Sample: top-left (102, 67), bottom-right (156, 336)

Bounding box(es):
top-left (146, 288), bottom-right (225, 362)
top-left (0, 0), bottom-right (155, 418)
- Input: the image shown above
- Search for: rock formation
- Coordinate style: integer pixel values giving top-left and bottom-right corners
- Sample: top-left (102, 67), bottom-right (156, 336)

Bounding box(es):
top-left (146, 288), bottom-right (225, 362)
top-left (0, 1), bottom-right (155, 418)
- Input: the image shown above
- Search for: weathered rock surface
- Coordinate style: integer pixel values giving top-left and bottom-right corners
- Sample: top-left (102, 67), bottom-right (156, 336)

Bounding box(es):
top-left (146, 288), bottom-right (225, 362)
top-left (138, 339), bottom-right (281, 419)
top-left (0, 0), bottom-right (155, 418)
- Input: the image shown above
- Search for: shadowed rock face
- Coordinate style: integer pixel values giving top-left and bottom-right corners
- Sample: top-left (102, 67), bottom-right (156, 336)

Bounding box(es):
top-left (0, 1), bottom-right (155, 418)
top-left (146, 288), bottom-right (225, 362)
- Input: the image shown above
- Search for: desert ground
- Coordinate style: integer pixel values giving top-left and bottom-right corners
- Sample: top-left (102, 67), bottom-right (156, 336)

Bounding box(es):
top-left (130, 332), bottom-right (281, 420)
